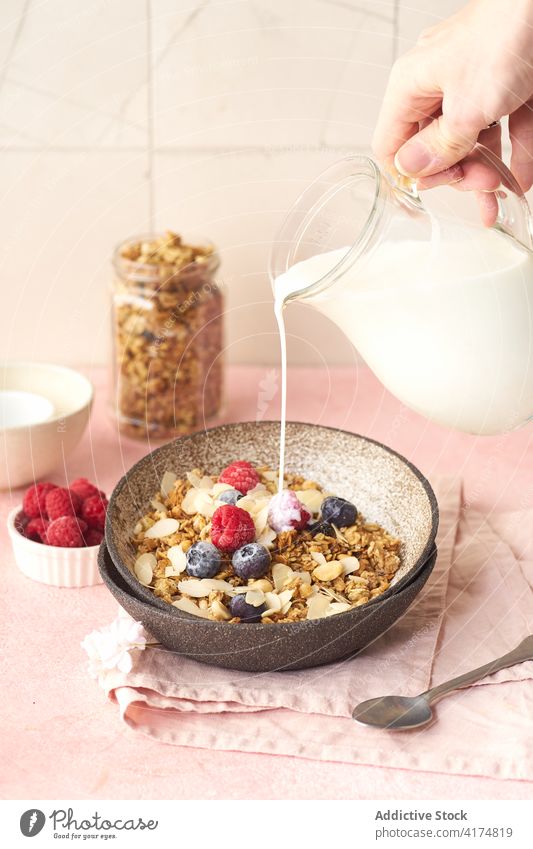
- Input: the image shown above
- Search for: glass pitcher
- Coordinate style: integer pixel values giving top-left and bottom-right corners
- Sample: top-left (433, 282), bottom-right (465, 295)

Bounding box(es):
top-left (270, 147), bottom-right (533, 434)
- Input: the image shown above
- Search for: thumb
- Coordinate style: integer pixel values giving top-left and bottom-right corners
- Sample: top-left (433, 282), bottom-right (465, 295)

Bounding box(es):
top-left (394, 113), bottom-right (482, 177)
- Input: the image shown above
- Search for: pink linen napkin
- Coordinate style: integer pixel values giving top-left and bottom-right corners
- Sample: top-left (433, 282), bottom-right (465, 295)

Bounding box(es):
top-left (96, 477), bottom-right (533, 780)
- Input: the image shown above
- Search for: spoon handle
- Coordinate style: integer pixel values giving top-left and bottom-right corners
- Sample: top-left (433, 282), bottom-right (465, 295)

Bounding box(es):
top-left (422, 635), bottom-right (533, 704)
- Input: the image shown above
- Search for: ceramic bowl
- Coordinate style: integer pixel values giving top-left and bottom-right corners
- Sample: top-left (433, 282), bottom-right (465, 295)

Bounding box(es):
top-left (8, 507), bottom-right (102, 587)
top-left (0, 362), bottom-right (93, 489)
top-left (99, 541), bottom-right (437, 671)
top-left (105, 421), bottom-right (438, 606)
top-left (103, 421), bottom-right (439, 670)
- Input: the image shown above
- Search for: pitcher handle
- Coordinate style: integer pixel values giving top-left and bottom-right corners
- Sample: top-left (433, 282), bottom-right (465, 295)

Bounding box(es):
top-left (475, 143), bottom-right (533, 250)
top-left (387, 142), bottom-right (533, 250)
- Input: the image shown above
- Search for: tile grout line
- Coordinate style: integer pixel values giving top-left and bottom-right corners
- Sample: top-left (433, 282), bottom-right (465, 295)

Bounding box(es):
top-left (392, 0), bottom-right (400, 64)
top-left (146, 0), bottom-right (155, 231)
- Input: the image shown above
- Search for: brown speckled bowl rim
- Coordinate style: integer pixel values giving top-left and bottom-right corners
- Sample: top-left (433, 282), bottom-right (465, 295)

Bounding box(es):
top-left (105, 420), bottom-right (439, 627)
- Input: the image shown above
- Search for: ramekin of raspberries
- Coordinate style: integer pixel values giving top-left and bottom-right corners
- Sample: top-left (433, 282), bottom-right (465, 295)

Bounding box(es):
top-left (7, 477), bottom-right (108, 587)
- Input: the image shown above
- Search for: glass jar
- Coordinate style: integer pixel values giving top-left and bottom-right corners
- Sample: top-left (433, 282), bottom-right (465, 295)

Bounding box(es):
top-left (270, 146), bottom-right (533, 435)
top-left (112, 232), bottom-right (223, 439)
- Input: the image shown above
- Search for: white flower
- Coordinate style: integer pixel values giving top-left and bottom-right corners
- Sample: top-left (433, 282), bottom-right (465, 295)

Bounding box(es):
top-left (81, 611), bottom-right (148, 678)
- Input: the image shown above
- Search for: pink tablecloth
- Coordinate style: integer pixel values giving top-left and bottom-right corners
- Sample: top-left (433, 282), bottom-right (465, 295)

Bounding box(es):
top-left (2, 365), bottom-right (533, 800)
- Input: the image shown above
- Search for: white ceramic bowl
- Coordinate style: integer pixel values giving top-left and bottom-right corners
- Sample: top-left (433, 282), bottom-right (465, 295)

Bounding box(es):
top-left (7, 507), bottom-right (102, 587)
top-left (0, 362), bottom-right (93, 489)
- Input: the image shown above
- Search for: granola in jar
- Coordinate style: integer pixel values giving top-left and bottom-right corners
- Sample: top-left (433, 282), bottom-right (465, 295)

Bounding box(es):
top-left (112, 231), bottom-right (223, 439)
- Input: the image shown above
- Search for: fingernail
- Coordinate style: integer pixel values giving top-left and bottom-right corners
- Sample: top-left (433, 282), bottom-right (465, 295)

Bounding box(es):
top-left (394, 141), bottom-right (439, 176)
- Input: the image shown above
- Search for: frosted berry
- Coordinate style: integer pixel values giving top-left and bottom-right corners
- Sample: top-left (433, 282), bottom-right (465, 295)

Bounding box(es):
top-left (211, 504), bottom-right (256, 553)
top-left (47, 516), bottom-right (87, 548)
top-left (81, 494), bottom-right (108, 531)
top-left (218, 461), bottom-right (260, 495)
top-left (186, 542), bottom-right (222, 578)
top-left (320, 496), bottom-right (357, 528)
top-left (45, 487), bottom-right (82, 520)
top-left (229, 594), bottom-right (266, 622)
top-left (25, 517), bottom-right (49, 543)
top-left (308, 519), bottom-right (335, 537)
top-left (232, 542), bottom-right (270, 580)
top-left (22, 482), bottom-right (57, 519)
top-left (218, 488), bottom-right (241, 506)
top-left (70, 477), bottom-right (104, 501)
top-left (267, 490), bottom-right (311, 533)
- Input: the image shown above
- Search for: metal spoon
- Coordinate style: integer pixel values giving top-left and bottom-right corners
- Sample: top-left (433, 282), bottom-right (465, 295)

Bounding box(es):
top-left (352, 635), bottom-right (533, 730)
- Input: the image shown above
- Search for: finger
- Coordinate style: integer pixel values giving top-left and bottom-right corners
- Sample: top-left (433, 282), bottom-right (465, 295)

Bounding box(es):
top-left (417, 131), bottom-right (502, 191)
top-left (509, 101), bottom-right (533, 191)
top-left (394, 106), bottom-right (486, 177)
top-left (473, 123), bottom-right (502, 226)
top-left (475, 189), bottom-right (499, 227)
top-left (372, 53), bottom-right (442, 163)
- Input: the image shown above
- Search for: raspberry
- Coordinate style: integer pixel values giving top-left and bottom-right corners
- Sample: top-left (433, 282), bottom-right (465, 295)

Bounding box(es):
top-left (84, 528), bottom-right (104, 547)
top-left (219, 460), bottom-right (260, 495)
top-left (25, 517), bottom-right (50, 543)
top-left (22, 482), bottom-right (57, 519)
top-left (267, 490), bottom-right (311, 533)
top-left (70, 477), bottom-right (105, 501)
top-left (47, 516), bottom-right (87, 548)
top-left (81, 494), bottom-right (108, 531)
top-left (45, 487), bottom-right (82, 520)
top-left (211, 504), bottom-right (256, 553)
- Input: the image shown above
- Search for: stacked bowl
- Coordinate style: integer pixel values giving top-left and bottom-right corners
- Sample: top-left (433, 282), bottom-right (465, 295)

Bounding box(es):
top-left (101, 421), bottom-right (439, 672)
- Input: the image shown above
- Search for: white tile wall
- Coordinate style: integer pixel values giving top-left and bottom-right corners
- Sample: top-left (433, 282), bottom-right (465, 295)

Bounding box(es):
top-left (0, 0), bottom-right (522, 367)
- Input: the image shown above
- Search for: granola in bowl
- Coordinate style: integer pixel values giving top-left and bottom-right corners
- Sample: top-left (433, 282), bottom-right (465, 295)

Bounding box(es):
top-left (130, 460), bottom-right (402, 623)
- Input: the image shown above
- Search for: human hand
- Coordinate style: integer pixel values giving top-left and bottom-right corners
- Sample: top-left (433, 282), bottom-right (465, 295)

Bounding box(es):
top-left (372, 0), bottom-right (533, 224)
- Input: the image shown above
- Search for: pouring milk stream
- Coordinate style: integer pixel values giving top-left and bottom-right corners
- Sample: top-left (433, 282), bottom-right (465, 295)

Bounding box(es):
top-left (272, 152), bottom-right (533, 488)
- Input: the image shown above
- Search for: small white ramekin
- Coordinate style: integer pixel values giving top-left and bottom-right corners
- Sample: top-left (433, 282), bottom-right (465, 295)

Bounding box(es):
top-left (7, 507), bottom-right (102, 587)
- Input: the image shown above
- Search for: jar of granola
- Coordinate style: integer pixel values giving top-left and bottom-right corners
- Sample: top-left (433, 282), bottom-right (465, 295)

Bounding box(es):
top-left (112, 231), bottom-right (223, 439)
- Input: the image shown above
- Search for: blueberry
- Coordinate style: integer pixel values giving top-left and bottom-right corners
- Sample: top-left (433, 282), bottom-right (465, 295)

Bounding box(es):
top-left (229, 594), bottom-right (266, 622)
top-left (232, 542), bottom-right (270, 580)
top-left (185, 541), bottom-right (221, 578)
top-left (320, 496), bottom-right (357, 528)
top-left (218, 488), bottom-right (241, 505)
top-left (308, 519), bottom-right (336, 537)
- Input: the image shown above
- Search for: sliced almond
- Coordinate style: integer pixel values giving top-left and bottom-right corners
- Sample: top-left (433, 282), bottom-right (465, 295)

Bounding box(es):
top-left (293, 570), bottom-right (312, 585)
top-left (211, 482), bottom-right (233, 497)
top-left (245, 589), bottom-right (266, 607)
top-left (257, 526), bottom-right (277, 549)
top-left (160, 470), bottom-right (177, 498)
top-left (333, 525), bottom-right (349, 543)
top-left (310, 550), bottom-right (327, 566)
top-left (181, 487), bottom-right (215, 517)
top-left (277, 589), bottom-right (294, 615)
top-left (295, 489), bottom-right (324, 514)
top-left (150, 498), bottom-right (167, 512)
top-left (272, 562), bottom-right (294, 591)
top-left (166, 543), bottom-right (187, 573)
top-left (339, 555), bottom-right (360, 576)
top-left (326, 602), bottom-right (352, 616)
top-left (262, 592), bottom-right (282, 614)
top-left (134, 552), bottom-right (156, 586)
top-left (306, 594), bottom-right (332, 620)
top-left (186, 471), bottom-right (213, 489)
top-left (144, 517), bottom-right (180, 539)
top-left (210, 599), bottom-right (231, 621)
top-left (172, 597), bottom-right (210, 618)
top-left (178, 578), bottom-right (234, 598)
top-left (312, 561), bottom-right (343, 582)
top-left (249, 578), bottom-right (273, 593)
